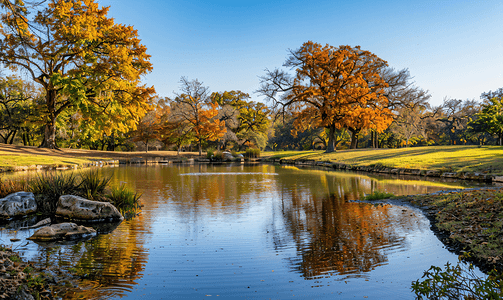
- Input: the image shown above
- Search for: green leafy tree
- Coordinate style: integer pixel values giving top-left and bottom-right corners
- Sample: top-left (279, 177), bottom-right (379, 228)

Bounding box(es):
top-left (0, 75), bottom-right (39, 144)
top-left (469, 97), bottom-right (503, 145)
top-left (212, 91), bottom-right (270, 150)
top-left (0, 0), bottom-right (155, 149)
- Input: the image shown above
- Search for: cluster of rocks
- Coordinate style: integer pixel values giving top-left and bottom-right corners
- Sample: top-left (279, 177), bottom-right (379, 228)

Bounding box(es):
top-left (270, 158), bottom-right (500, 182)
top-left (0, 192), bottom-right (123, 242)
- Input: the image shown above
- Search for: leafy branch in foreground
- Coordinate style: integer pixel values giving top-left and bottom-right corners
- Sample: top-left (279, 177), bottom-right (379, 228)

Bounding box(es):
top-left (411, 256), bottom-right (503, 299)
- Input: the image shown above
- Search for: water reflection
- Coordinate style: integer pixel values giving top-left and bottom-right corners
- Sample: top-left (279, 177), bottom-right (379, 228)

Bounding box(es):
top-left (281, 194), bottom-right (415, 278)
top-left (0, 164), bottom-right (488, 299)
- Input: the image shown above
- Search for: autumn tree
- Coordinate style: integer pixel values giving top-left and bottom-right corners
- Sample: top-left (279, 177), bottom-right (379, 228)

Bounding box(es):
top-left (130, 109), bottom-right (162, 152)
top-left (0, 0), bottom-right (155, 149)
top-left (170, 77), bottom-right (226, 156)
top-left (258, 41), bottom-right (392, 152)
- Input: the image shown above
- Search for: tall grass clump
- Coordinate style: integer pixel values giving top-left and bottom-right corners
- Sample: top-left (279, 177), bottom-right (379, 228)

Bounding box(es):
top-left (30, 173), bottom-right (80, 215)
top-left (244, 148), bottom-right (260, 159)
top-left (105, 183), bottom-right (142, 219)
top-left (0, 176), bottom-right (28, 198)
top-left (79, 170), bottom-right (112, 200)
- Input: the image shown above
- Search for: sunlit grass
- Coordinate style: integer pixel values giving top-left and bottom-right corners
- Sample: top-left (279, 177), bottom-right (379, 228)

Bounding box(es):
top-left (265, 146), bottom-right (503, 174)
top-left (0, 152), bottom-right (97, 169)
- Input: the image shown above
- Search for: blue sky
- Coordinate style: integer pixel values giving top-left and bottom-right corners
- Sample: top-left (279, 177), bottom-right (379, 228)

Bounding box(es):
top-left (99, 0), bottom-right (503, 106)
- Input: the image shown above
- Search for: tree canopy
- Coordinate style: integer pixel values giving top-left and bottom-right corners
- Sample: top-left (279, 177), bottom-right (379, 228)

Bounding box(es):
top-left (0, 0), bottom-right (155, 148)
top-left (258, 41), bottom-right (392, 152)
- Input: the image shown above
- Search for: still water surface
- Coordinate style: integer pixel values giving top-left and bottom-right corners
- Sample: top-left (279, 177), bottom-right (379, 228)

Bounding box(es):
top-left (0, 164), bottom-right (487, 299)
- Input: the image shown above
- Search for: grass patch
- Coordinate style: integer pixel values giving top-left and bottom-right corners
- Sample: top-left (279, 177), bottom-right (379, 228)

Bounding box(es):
top-left (79, 169), bottom-right (112, 200)
top-left (264, 146), bottom-right (503, 174)
top-left (30, 172), bottom-right (81, 215)
top-left (105, 183), bottom-right (142, 219)
top-left (0, 176), bottom-right (28, 198)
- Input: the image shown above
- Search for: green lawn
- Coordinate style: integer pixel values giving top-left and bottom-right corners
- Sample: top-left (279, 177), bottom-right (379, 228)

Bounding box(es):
top-left (262, 145), bottom-right (503, 175)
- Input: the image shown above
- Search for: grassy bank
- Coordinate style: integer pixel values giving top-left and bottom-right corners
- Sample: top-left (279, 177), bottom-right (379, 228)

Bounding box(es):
top-left (0, 144), bottom-right (199, 173)
top-left (263, 145), bottom-right (503, 175)
top-left (401, 188), bottom-right (503, 272)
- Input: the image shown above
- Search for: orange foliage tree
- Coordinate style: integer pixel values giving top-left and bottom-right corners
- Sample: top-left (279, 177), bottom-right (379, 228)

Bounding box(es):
top-left (0, 0), bottom-right (155, 149)
top-left (170, 77), bottom-right (226, 156)
top-left (258, 41), bottom-right (393, 152)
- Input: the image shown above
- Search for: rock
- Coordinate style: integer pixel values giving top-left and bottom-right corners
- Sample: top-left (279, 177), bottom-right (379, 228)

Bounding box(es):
top-left (56, 195), bottom-right (123, 222)
top-left (0, 192), bottom-right (37, 220)
top-left (20, 218), bottom-right (51, 230)
top-left (222, 151), bottom-right (234, 161)
top-left (27, 222), bottom-right (96, 242)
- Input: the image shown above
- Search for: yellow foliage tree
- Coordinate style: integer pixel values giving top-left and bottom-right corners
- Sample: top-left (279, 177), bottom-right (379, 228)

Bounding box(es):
top-left (0, 0), bottom-right (155, 148)
top-left (259, 41), bottom-right (393, 152)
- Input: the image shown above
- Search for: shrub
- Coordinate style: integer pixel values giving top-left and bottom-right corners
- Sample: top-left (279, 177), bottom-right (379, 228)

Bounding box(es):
top-left (412, 257), bottom-right (503, 299)
top-left (244, 148), bottom-right (260, 159)
top-left (30, 173), bottom-right (80, 215)
top-left (206, 148), bottom-right (215, 159)
top-left (79, 169), bottom-right (112, 200)
top-left (212, 151), bottom-right (224, 161)
top-left (364, 190), bottom-right (394, 201)
top-left (105, 183), bottom-right (142, 219)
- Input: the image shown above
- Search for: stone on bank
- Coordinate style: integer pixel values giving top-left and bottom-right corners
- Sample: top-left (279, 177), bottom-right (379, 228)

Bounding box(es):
top-left (56, 195), bottom-right (124, 222)
top-left (27, 222), bottom-right (96, 242)
top-left (0, 192), bottom-right (37, 220)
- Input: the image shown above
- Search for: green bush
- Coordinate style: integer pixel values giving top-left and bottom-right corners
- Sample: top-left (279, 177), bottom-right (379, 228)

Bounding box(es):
top-left (105, 183), bottom-right (142, 219)
top-left (244, 148), bottom-right (260, 159)
top-left (206, 148), bottom-right (215, 159)
top-left (412, 257), bottom-right (503, 299)
top-left (364, 190), bottom-right (394, 201)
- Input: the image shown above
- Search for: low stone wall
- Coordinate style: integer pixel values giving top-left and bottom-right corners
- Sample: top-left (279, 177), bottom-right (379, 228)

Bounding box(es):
top-left (267, 158), bottom-right (498, 183)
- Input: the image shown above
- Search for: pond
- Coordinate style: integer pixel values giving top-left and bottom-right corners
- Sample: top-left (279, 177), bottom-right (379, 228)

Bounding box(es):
top-left (0, 164), bottom-right (489, 299)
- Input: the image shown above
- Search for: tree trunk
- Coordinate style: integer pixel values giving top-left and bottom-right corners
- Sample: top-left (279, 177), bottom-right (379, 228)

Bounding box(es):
top-left (325, 125), bottom-right (336, 153)
top-left (39, 122), bottom-right (57, 149)
top-left (39, 90), bottom-right (58, 149)
top-left (198, 140), bottom-right (202, 156)
top-left (349, 128), bottom-right (360, 149)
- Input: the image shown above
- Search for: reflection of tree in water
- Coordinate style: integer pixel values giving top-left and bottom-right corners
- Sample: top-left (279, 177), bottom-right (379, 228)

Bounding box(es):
top-left (276, 179), bottom-right (416, 280)
top-left (29, 215), bottom-right (150, 299)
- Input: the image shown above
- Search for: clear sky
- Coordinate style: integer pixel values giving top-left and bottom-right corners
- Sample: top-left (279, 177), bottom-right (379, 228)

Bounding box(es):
top-left (98, 0), bottom-right (503, 106)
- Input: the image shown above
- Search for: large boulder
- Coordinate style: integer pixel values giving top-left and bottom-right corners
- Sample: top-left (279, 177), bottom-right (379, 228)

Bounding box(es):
top-left (56, 195), bottom-right (123, 222)
top-left (0, 192), bottom-right (37, 220)
top-left (27, 222), bottom-right (96, 242)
